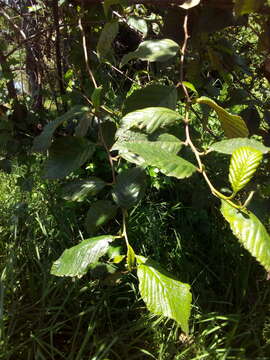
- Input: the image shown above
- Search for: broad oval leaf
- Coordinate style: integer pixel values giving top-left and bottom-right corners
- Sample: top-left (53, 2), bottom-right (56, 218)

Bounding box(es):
top-left (60, 178), bottom-right (106, 202)
top-left (229, 146), bottom-right (263, 193)
top-left (210, 138), bottom-right (270, 154)
top-left (196, 96), bottom-right (249, 138)
top-left (119, 142), bottom-right (196, 179)
top-left (97, 21), bottom-right (119, 61)
top-left (43, 137), bottom-right (95, 179)
top-left (120, 107), bottom-right (181, 134)
top-left (51, 235), bottom-right (114, 277)
top-left (112, 167), bottom-right (146, 208)
top-left (32, 106), bottom-right (90, 152)
top-left (121, 39), bottom-right (179, 66)
top-left (123, 85), bottom-right (177, 115)
top-left (221, 201), bottom-right (270, 271)
top-left (85, 200), bottom-right (118, 234)
top-left (180, 0), bottom-right (200, 9)
top-left (137, 256), bottom-right (192, 334)
top-left (127, 17), bottom-right (148, 37)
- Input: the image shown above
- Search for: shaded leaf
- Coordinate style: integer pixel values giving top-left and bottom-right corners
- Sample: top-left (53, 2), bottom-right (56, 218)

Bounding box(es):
top-left (85, 200), bottom-right (118, 234)
top-left (51, 235), bottom-right (114, 277)
top-left (43, 137), bottom-right (95, 179)
top-left (61, 178), bottom-right (106, 202)
top-left (123, 84), bottom-right (177, 115)
top-left (234, 0), bottom-right (261, 15)
top-left (120, 107), bottom-right (181, 134)
top-left (210, 138), bottom-right (270, 154)
top-left (112, 167), bottom-right (146, 208)
top-left (240, 106), bottom-right (260, 135)
top-left (97, 22), bottom-right (119, 61)
top-left (221, 200), bottom-right (270, 271)
top-left (121, 39), bottom-right (179, 66)
top-left (32, 106), bottom-right (89, 152)
top-left (91, 86), bottom-right (103, 110)
top-left (119, 142), bottom-right (196, 179)
top-left (74, 113), bottom-right (92, 137)
top-left (229, 146), bottom-right (263, 193)
top-left (196, 96), bottom-right (249, 138)
top-left (137, 256), bottom-right (192, 334)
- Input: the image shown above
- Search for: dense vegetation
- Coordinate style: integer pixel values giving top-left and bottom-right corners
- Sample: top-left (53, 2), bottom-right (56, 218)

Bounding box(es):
top-left (2, 0), bottom-right (270, 358)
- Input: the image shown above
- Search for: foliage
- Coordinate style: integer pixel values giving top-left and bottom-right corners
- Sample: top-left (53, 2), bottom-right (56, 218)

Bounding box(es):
top-left (1, 0), bottom-right (270, 358)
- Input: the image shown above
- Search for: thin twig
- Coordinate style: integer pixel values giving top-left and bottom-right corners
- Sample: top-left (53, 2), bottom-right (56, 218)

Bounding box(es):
top-left (179, 14), bottom-right (191, 105)
top-left (78, 14), bottom-right (98, 89)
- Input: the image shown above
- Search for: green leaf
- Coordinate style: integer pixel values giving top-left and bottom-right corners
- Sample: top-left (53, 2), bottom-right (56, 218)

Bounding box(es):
top-left (137, 256), bottom-right (192, 333)
top-left (229, 146), bottom-right (263, 193)
top-left (112, 167), bottom-right (146, 208)
top-left (91, 86), bottom-right (103, 110)
top-left (121, 39), bottom-right (179, 66)
top-left (123, 85), bottom-right (177, 115)
top-left (60, 178), bottom-right (106, 202)
top-left (120, 107), bottom-right (181, 134)
top-left (51, 235), bottom-right (114, 277)
top-left (43, 137), bottom-right (95, 179)
top-left (210, 138), bottom-right (270, 154)
top-left (97, 22), bottom-right (119, 61)
top-left (234, 0), bottom-right (261, 15)
top-left (127, 243), bottom-right (136, 271)
top-left (196, 96), bottom-right (249, 138)
top-left (221, 201), bottom-right (270, 271)
top-left (119, 142), bottom-right (197, 179)
top-left (127, 17), bottom-right (148, 37)
top-left (85, 200), bottom-right (118, 234)
top-left (32, 106), bottom-right (90, 152)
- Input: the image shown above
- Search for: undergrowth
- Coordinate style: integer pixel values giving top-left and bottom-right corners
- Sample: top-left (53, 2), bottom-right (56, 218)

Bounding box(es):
top-left (1, 162), bottom-right (270, 360)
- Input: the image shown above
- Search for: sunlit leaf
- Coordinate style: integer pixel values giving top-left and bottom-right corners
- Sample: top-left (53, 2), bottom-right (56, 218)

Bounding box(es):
top-left (229, 146), bottom-right (263, 193)
top-left (221, 201), bottom-right (270, 271)
top-left (51, 235), bottom-right (114, 277)
top-left (32, 106), bottom-right (89, 152)
top-left (180, 0), bottom-right (200, 9)
top-left (127, 17), bottom-right (148, 37)
top-left (121, 39), bottom-right (179, 66)
top-left (119, 141), bottom-right (196, 179)
top-left (85, 200), bottom-right (118, 234)
top-left (137, 256), bottom-right (192, 333)
top-left (43, 137), bottom-right (95, 179)
top-left (127, 243), bottom-right (136, 271)
top-left (210, 138), bottom-right (270, 154)
top-left (60, 178), bottom-right (106, 202)
top-left (120, 107), bottom-right (181, 134)
top-left (196, 96), bottom-right (249, 138)
top-left (112, 167), bottom-right (146, 208)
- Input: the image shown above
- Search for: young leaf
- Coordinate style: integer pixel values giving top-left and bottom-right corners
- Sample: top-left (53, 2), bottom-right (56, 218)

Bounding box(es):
top-left (112, 167), bottom-right (146, 208)
top-left (97, 22), bottom-right (119, 61)
top-left (123, 85), bottom-right (177, 114)
top-left (32, 106), bottom-right (90, 152)
top-left (137, 256), bottom-right (192, 334)
top-left (210, 138), bottom-right (270, 154)
top-left (85, 200), bottom-right (118, 234)
top-left (120, 107), bottom-right (181, 134)
top-left (229, 146), bottom-right (263, 193)
top-left (118, 142), bottom-right (197, 179)
top-left (221, 201), bottom-right (270, 272)
top-left (121, 39), bottom-right (179, 66)
top-left (51, 235), bottom-right (114, 277)
top-left (43, 137), bottom-right (95, 179)
top-left (127, 243), bottom-right (136, 271)
top-left (60, 178), bottom-right (106, 202)
top-left (196, 96), bottom-right (249, 138)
